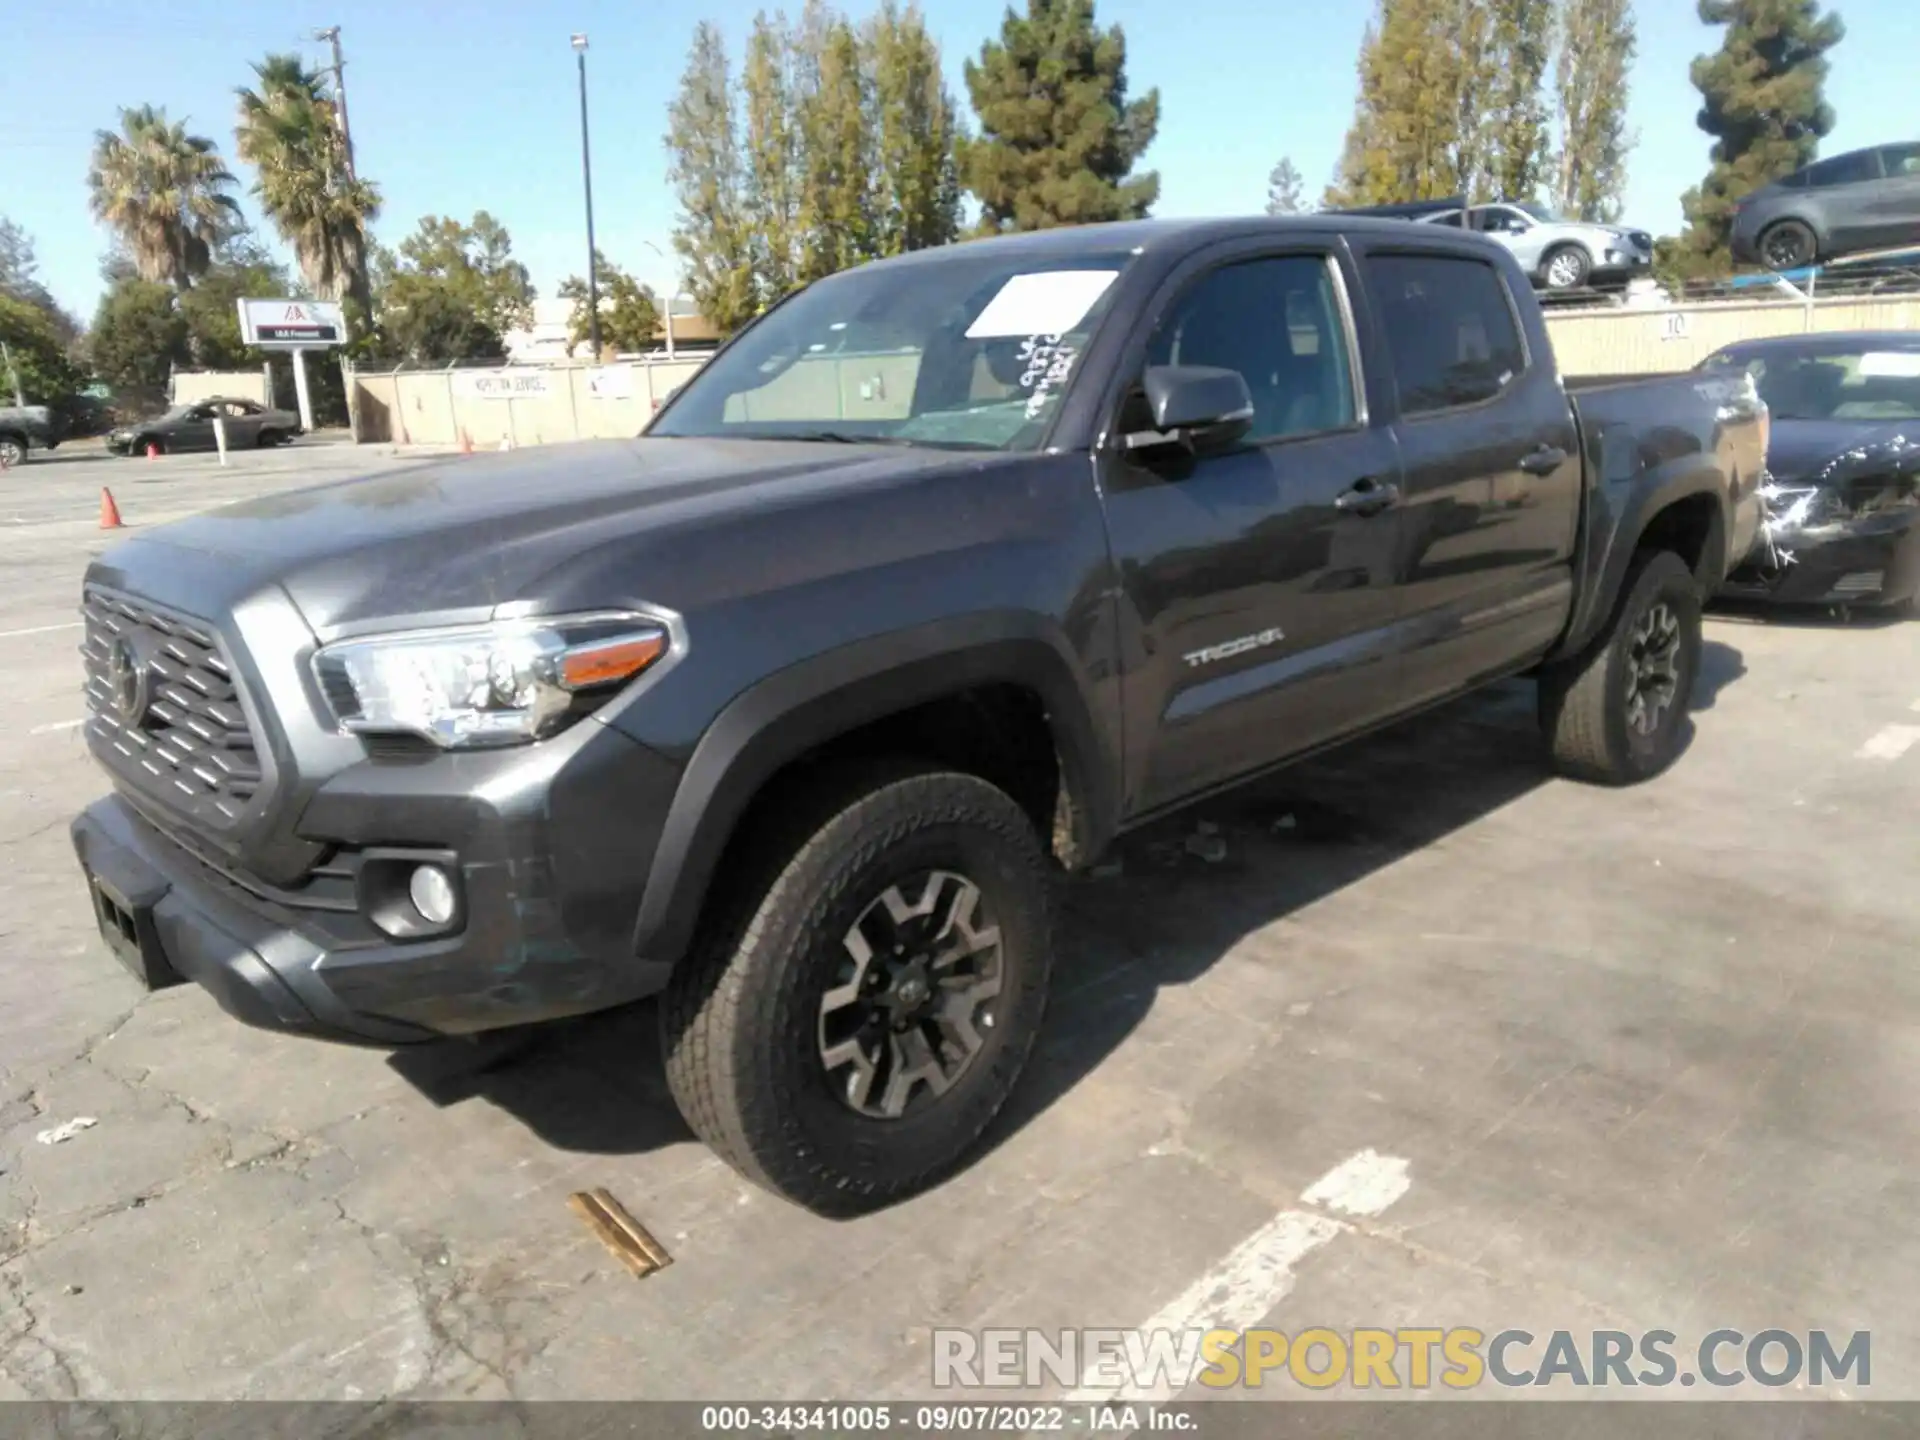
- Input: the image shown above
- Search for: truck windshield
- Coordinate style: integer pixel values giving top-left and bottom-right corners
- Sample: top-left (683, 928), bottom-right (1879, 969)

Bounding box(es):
top-left (649, 250), bottom-right (1136, 451)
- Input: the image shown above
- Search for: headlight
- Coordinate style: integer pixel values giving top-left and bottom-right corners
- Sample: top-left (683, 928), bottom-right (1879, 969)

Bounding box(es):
top-left (1760, 482), bottom-right (1848, 534)
top-left (312, 612), bottom-right (671, 749)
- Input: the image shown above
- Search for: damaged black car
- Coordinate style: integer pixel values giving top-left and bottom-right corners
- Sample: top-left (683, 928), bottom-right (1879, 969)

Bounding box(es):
top-left (1700, 333), bottom-right (1920, 612)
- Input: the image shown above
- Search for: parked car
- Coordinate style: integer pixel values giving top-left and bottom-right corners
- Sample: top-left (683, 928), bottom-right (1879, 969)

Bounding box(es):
top-left (71, 216), bottom-right (1765, 1213)
top-left (1342, 198), bottom-right (1654, 293)
top-left (0, 404), bottom-right (62, 466)
top-left (1701, 332), bottom-right (1920, 611)
top-left (106, 397), bottom-right (302, 455)
top-left (1732, 142), bottom-right (1920, 272)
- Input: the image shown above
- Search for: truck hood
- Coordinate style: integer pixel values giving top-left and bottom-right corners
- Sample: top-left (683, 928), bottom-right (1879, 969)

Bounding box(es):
top-left (1766, 419), bottom-right (1920, 487)
top-left (90, 437), bottom-right (977, 635)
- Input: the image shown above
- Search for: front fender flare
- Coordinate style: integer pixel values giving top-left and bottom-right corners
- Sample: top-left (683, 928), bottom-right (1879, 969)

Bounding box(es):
top-left (628, 613), bottom-right (1115, 966)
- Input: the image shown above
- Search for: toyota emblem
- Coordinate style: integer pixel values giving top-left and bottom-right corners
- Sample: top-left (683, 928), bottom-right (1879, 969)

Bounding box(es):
top-left (107, 636), bottom-right (153, 726)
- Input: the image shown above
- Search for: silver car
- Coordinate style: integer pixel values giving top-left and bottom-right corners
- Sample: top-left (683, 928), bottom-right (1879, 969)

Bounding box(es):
top-left (1417, 202), bottom-right (1655, 293)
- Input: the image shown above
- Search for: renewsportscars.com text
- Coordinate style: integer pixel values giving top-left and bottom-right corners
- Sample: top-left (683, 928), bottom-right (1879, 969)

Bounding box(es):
top-left (932, 1327), bottom-right (1871, 1391)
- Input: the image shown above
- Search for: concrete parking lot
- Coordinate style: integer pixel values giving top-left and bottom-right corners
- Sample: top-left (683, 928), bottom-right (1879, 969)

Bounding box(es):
top-left (2, 442), bottom-right (1918, 1404)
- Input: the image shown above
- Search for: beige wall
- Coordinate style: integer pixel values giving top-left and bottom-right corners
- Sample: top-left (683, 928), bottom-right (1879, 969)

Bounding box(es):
top-left (350, 360), bottom-right (708, 447)
top-left (171, 370), bottom-right (271, 407)
top-left (1545, 295), bottom-right (1920, 377)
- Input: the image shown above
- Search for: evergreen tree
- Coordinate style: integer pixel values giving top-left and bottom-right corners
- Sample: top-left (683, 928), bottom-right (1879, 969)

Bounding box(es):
top-left (1554, 0), bottom-right (1637, 221)
top-left (667, 23), bottom-right (760, 335)
top-left (743, 12), bottom-right (803, 303)
top-left (1669, 0), bottom-right (1844, 278)
top-left (958, 0), bottom-right (1160, 231)
top-left (1266, 157), bottom-right (1306, 215)
top-left (1329, 0), bottom-right (1483, 206)
top-left (795, 6), bottom-right (878, 281)
top-left (865, 1), bottom-right (963, 255)
top-left (1482, 0), bottom-right (1555, 201)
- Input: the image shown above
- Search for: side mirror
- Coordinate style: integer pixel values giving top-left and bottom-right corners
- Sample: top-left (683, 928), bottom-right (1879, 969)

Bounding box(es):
top-left (1126, 366), bottom-right (1255, 456)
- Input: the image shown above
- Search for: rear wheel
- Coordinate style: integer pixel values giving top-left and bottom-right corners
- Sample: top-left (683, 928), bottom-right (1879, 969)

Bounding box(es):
top-left (1759, 220), bottom-right (1817, 271)
top-left (256, 428), bottom-right (283, 448)
top-left (1542, 245), bottom-right (1592, 291)
top-left (661, 764), bottom-right (1055, 1215)
top-left (1540, 550), bottom-right (1702, 785)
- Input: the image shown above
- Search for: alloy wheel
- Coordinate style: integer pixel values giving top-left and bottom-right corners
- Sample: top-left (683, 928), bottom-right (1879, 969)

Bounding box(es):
top-left (1547, 252), bottom-right (1584, 289)
top-left (818, 870), bottom-right (1004, 1120)
top-left (1624, 601), bottom-right (1682, 736)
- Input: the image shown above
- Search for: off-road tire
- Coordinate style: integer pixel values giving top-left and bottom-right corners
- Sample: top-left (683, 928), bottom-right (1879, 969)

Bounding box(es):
top-left (1541, 244), bottom-right (1592, 291)
top-left (661, 763), bottom-right (1055, 1215)
top-left (1540, 549), bottom-right (1702, 785)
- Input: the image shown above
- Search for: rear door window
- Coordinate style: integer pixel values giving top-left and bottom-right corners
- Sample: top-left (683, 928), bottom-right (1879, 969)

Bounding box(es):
top-left (1804, 150), bottom-right (1884, 188)
top-left (1363, 253), bottom-right (1527, 416)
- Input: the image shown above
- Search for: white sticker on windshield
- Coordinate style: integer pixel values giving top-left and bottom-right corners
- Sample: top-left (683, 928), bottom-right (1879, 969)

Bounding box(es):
top-left (965, 271), bottom-right (1119, 339)
top-left (1858, 351), bottom-right (1920, 378)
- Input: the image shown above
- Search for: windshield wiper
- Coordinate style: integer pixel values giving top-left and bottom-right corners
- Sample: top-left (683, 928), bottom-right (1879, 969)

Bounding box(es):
top-left (751, 429), bottom-right (905, 445)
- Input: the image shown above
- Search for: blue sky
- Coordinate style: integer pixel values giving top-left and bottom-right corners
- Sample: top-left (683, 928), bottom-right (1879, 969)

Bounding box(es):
top-left (5, 0), bottom-right (1915, 320)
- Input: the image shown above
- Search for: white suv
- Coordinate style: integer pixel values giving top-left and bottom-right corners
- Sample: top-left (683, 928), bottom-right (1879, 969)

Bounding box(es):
top-left (1419, 202), bottom-right (1654, 294)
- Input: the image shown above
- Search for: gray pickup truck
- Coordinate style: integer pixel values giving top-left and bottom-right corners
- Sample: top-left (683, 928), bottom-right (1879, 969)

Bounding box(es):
top-left (0, 404), bottom-right (60, 466)
top-left (71, 216), bottom-right (1766, 1212)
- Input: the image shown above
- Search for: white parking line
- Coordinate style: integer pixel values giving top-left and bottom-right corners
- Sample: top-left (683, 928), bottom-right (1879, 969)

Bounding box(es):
top-left (0, 621), bottom-right (81, 640)
top-left (29, 718), bottom-right (85, 734)
top-left (1061, 1148), bottom-right (1412, 1408)
top-left (1856, 725), bottom-right (1920, 762)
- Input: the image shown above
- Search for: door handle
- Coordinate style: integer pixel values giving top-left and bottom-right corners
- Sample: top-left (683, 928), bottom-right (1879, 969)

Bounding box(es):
top-left (1518, 444), bottom-right (1569, 476)
top-left (1334, 477), bottom-right (1401, 516)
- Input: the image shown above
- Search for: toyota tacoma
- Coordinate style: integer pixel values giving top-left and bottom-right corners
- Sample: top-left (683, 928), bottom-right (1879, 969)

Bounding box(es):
top-left (71, 218), bottom-right (1766, 1213)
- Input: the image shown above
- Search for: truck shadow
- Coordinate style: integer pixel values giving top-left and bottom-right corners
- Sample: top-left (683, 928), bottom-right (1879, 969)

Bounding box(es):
top-left (392, 652), bottom-right (1743, 1186)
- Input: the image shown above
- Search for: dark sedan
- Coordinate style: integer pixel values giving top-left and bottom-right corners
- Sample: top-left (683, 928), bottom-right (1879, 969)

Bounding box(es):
top-left (106, 397), bottom-right (302, 456)
top-left (1731, 142), bottom-right (1920, 271)
top-left (1700, 333), bottom-right (1920, 611)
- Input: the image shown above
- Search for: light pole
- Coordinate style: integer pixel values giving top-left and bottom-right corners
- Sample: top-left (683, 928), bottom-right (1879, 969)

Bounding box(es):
top-left (571, 33), bottom-right (602, 360)
top-left (313, 27), bottom-right (356, 181)
top-left (641, 239), bottom-right (680, 357)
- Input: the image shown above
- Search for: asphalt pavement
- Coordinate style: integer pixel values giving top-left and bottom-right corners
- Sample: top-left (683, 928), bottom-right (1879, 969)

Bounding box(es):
top-left (2, 441), bottom-right (1917, 1405)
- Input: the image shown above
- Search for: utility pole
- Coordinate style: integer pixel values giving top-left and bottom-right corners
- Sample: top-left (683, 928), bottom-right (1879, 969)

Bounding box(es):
top-left (572, 33), bottom-right (602, 360)
top-left (314, 26), bottom-right (357, 181)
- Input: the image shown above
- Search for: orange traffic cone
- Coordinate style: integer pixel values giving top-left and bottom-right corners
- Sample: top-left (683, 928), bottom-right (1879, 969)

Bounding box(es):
top-left (100, 488), bottom-right (123, 529)
top-left (459, 429), bottom-right (474, 455)
top-left (145, 441), bottom-right (159, 461)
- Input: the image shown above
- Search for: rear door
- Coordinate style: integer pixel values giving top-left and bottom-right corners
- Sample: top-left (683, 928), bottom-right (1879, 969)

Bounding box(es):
top-left (1353, 246), bottom-right (1581, 708)
top-left (1868, 144), bottom-right (1920, 250)
top-left (1804, 149), bottom-right (1888, 254)
top-left (1097, 241), bottom-right (1406, 814)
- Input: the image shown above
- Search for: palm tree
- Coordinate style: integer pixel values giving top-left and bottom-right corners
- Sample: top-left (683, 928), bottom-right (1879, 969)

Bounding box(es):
top-left (87, 105), bottom-right (243, 290)
top-left (234, 55), bottom-right (380, 319)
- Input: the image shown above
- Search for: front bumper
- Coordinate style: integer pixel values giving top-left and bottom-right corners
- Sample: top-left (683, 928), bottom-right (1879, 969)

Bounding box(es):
top-left (1719, 507), bottom-right (1920, 608)
top-left (71, 717), bottom-right (686, 1045)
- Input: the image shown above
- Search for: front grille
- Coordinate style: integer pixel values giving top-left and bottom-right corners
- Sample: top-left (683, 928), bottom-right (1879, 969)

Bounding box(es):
top-left (82, 589), bottom-right (263, 830)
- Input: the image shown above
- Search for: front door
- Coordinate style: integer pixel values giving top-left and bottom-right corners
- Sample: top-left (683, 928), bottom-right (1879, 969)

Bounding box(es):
top-left (173, 407), bottom-right (217, 451)
top-left (1098, 248), bottom-right (1407, 815)
top-left (1354, 249), bottom-right (1581, 707)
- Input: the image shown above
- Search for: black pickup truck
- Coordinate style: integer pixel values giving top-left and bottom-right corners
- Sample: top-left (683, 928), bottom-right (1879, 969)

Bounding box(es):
top-left (71, 218), bottom-right (1766, 1212)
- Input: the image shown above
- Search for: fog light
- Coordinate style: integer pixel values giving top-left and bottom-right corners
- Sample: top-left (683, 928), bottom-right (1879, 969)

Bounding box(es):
top-left (408, 864), bottom-right (457, 926)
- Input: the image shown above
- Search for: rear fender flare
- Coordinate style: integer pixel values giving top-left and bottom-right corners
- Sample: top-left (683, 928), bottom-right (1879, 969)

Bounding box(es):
top-left (629, 615), bottom-right (1114, 966)
top-left (1558, 468), bottom-right (1728, 660)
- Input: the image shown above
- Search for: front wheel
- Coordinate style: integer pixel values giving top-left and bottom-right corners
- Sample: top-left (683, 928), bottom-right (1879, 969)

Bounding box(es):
top-left (1539, 550), bottom-right (1702, 785)
top-left (1759, 220), bottom-right (1817, 271)
top-left (1541, 245), bottom-right (1592, 292)
top-left (662, 765), bottom-right (1055, 1215)
top-left (0, 436), bottom-right (24, 469)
